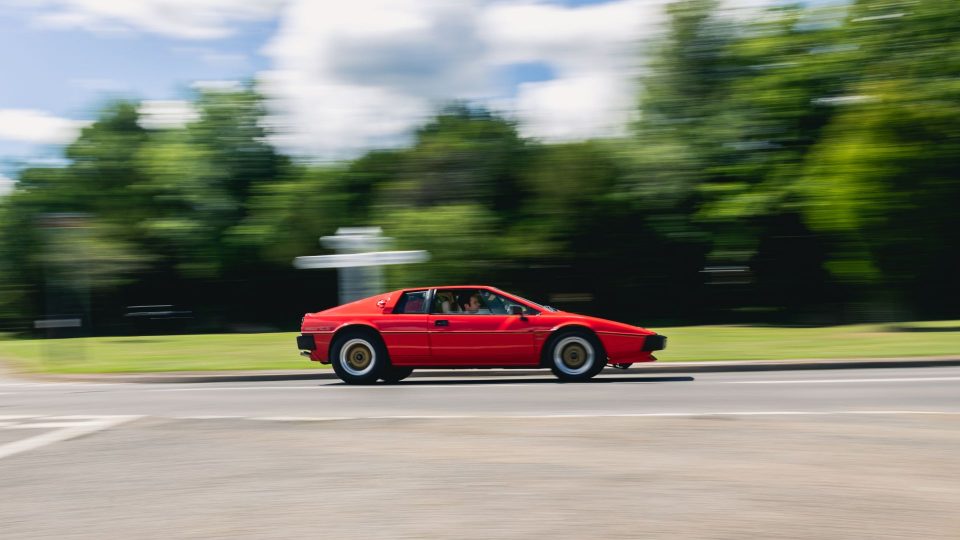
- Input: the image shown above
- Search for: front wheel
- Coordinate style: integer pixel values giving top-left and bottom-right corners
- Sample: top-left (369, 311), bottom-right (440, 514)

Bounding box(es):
top-left (547, 330), bottom-right (606, 382)
top-left (330, 330), bottom-right (387, 384)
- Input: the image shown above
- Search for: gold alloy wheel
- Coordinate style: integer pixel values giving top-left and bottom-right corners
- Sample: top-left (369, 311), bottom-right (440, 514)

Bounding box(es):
top-left (345, 343), bottom-right (373, 371)
top-left (552, 335), bottom-right (595, 377)
top-left (561, 343), bottom-right (588, 369)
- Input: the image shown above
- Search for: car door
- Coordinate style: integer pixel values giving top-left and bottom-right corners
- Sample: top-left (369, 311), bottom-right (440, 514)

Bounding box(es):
top-left (377, 289), bottom-right (431, 366)
top-left (427, 288), bottom-right (536, 366)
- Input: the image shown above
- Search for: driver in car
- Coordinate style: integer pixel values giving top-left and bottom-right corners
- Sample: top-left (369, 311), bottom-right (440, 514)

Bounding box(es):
top-left (457, 292), bottom-right (491, 314)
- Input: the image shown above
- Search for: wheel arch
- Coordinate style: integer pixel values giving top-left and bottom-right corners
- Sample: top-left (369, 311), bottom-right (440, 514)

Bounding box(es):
top-left (328, 323), bottom-right (383, 361)
top-left (539, 324), bottom-right (604, 367)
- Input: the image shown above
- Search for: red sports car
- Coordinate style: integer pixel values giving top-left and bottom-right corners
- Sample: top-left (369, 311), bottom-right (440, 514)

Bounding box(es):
top-left (296, 285), bottom-right (666, 384)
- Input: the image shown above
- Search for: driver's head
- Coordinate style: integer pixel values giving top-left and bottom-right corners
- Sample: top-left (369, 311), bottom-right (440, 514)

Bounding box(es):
top-left (458, 293), bottom-right (481, 313)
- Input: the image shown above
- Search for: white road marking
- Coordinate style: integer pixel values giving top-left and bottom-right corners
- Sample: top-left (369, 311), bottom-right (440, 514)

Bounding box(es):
top-left (241, 410), bottom-right (960, 422)
top-left (150, 386), bottom-right (323, 392)
top-left (149, 384), bottom-right (546, 391)
top-left (5, 422), bottom-right (102, 429)
top-left (1, 411), bottom-right (956, 436)
top-left (0, 382), bottom-right (127, 388)
top-left (720, 376), bottom-right (960, 385)
top-left (251, 416), bottom-right (357, 422)
top-left (44, 415), bottom-right (126, 419)
top-left (173, 415), bottom-right (244, 420)
top-left (143, 376), bottom-right (960, 391)
top-left (0, 415), bottom-right (141, 461)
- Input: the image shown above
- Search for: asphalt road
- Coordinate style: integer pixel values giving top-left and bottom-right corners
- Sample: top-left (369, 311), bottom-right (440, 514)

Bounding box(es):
top-left (1, 366), bottom-right (959, 539)
top-left (2, 366), bottom-right (959, 418)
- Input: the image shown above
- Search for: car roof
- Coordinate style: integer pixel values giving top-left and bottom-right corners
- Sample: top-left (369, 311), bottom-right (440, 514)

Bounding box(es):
top-left (402, 285), bottom-right (496, 291)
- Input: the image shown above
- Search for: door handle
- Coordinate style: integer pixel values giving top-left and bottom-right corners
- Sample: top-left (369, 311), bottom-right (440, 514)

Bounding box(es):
top-left (434, 320), bottom-right (449, 327)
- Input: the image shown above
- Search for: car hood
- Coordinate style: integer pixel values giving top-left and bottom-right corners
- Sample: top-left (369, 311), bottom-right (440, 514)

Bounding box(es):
top-left (554, 312), bottom-right (655, 335)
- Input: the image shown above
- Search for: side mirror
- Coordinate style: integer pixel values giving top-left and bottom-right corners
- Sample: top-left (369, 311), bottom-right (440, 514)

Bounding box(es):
top-left (510, 305), bottom-right (525, 317)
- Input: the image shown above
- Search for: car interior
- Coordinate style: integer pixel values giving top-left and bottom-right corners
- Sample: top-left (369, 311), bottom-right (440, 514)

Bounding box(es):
top-left (393, 288), bottom-right (539, 316)
top-left (432, 289), bottom-right (536, 315)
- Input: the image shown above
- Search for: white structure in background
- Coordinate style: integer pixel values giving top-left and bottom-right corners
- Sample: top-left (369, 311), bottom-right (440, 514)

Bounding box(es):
top-left (294, 227), bottom-right (429, 304)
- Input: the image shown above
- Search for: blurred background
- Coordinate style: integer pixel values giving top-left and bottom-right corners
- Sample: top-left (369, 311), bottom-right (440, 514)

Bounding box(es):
top-left (1, 0), bottom-right (958, 336)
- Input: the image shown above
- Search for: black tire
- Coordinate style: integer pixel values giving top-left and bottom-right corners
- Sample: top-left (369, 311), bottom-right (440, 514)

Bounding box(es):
top-left (545, 329), bottom-right (606, 382)
top-left (330, 329), bottom-right (387, 384)
top-left (381, 367), bottom-right (414, 384)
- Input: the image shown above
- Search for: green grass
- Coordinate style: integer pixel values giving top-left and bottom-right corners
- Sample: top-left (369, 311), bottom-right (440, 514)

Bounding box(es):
top-left (658, 320), bottom-right (960, 362)
top-left (0, 320), bottom-right (958, 374)
top-left (0, 333), bottom-right (310, 374)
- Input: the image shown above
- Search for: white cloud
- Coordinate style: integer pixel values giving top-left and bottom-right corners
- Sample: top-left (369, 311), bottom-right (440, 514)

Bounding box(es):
top-left (259, 0), bottom-right (491, 159)
top-left (0, 174), bottom-right (15, 197)
top-left (512, 74), bottom-right (639, 141)
top-left (21, 0), bottom-right (286, 39)
top-left (479, 0), bottom-right (656, 69)
top-left (259, 0), bottom-right (659, 159)
top-left (480, 0), bottom-right (657, 141)
top-left (137, 100), bottom-right (200, 130)
top-left (0, 109), bottom-right (91, 144)
top-left (12, 0), bottom-right (776, 158)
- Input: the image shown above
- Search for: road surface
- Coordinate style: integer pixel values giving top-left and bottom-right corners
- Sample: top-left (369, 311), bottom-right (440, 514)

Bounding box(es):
top-left (1, 366), bottom-right (958, 539)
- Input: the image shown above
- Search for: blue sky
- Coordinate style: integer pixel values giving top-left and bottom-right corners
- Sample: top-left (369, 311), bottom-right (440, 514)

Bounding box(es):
top-left (0, 0), bottom-right (674, 175)
top-left (0, 5), bottom-right (276, 173)
top-left (0, 17), bottom-right (277, 112)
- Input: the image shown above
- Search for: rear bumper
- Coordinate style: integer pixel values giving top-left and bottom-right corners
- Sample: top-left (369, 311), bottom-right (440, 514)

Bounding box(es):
top-left (642, 334), bottom-right (667, 352)
top-left (297, 333), bottom-right (332, 363)
top-left (296, 334), bottom-right (316, 351)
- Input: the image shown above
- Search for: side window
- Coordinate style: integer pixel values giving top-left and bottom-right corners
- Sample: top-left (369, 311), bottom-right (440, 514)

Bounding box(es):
top-left (481, 290), bottom-right (539, 316)
top-left (394, 290), bottom-right (429, 314)
top-left (453, 289), bottom-right (489, 314)
top-left (433, 289), bottom-right (486, 314)
top-left (433, 290), bottom-right (461, 314)
top-left (431, 289), bottom-right (538, 315)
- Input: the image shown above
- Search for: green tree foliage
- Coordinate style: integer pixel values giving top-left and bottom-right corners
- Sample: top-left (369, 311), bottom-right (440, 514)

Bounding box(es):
top-left (1, 0), bottom-right (959, 330)
top-left (385, 204), bottom-right (499, 287)
top-left (623, 0), bottom-right (960, 320)
top-left (0, 88), bottom-right (293, 329)
top-left (378, 104), bottom-right (529, 212)
top-left (801, 0), bottom-right (960, 315)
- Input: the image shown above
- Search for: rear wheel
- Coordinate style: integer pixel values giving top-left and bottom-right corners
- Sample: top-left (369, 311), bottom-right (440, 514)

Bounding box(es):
top-left (330, 330), bottom-right (386, 385)
top-left (546, 330), bottom-right (606, 382)
top-left (381, 367), bottom-right (414, 384)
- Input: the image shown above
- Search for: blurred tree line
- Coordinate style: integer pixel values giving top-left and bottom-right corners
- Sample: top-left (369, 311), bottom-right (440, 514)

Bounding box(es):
top-left (1, 0), bottom-right (958, 333)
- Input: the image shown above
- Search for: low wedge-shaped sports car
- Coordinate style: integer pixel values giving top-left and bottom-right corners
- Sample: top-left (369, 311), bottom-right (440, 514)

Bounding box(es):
top-left (296, 285), bottom-right (666, 384)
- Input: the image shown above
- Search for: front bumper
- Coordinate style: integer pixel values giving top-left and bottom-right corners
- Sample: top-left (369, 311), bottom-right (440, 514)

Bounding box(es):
top-left (642, 334), bottom-right (667, 352)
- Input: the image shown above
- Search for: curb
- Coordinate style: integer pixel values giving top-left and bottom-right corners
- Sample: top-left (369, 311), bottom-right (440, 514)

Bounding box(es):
top-left (17, 357), bottom-right (960, 384)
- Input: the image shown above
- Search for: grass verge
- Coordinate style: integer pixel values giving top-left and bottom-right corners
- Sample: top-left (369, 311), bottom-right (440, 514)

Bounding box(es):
top-left (0, 320), bottom-right (957, 374)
